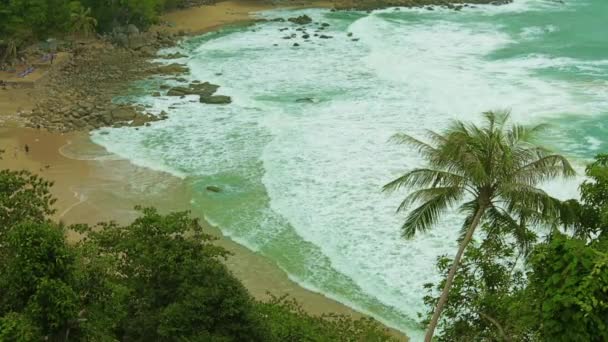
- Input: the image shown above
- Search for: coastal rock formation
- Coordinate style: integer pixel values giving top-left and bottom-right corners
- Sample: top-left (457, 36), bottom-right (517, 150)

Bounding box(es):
top-left (288, 15), bottom-right (313, 25)
top-left (20, 32), bottom-right (178, 132)
top-left (167, 82), bottom-right (220, 97)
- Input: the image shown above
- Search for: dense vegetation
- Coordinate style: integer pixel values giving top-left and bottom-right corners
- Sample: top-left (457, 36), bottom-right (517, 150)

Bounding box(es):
top-left (0, 164), bottom-right (396, 341)
top-left (0, 0), bottom-right (206, 60)
top-left (419, 155), bottom-right (608, 341)
top-left (386, 111), bottom-right (607, 341)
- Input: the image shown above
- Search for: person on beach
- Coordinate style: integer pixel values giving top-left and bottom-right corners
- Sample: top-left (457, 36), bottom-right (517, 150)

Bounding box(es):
top-left (24, 144), bottom-right (29, 153)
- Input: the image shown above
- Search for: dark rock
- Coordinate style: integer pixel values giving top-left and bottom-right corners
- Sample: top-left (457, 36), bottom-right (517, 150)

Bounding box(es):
top-left (161, 52), bottom-right (188, 59)
top-left (321, 23), bottom-right (330, 27)
top-left (152, 91), bottom-right (161, 97)
top-left (206, 185), bottom-right (222, 193)
top-left (293, 43), bottom-right (300, 47)
top-left (347, 32), bottom-right (353, 37)
top-left (319, 35), bottom-right (333, 39)
top-left (302, 34), bottom-right (310, 39)
top-left (167, 82), bottom-right (220, 97)
top-left (288, 15), bottom-right (312, 25)
top-left (200, 95), bottom-right (232, 104)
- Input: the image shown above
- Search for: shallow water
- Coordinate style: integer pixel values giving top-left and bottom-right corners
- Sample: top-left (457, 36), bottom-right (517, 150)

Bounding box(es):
top-left (91, 0), bottom-right (608, 337)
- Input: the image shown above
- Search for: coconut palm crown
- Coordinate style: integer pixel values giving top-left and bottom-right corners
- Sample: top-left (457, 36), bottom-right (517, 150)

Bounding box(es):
top-left (70, 6), bottom-right (97, 38)
top-left (383, 110), bottom-right (575, 341)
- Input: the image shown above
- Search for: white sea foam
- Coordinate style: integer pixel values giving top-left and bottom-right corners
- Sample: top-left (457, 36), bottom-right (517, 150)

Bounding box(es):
top-left (90, 2), bottom-right (606, 336)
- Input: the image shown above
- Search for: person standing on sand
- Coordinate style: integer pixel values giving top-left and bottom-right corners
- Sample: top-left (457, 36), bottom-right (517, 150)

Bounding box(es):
top-left (24, 144), bottom-right (29, 153)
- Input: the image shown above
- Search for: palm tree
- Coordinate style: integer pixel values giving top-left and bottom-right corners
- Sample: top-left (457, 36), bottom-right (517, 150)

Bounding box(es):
top-left (0, 38), bottom-right (19, 63)
top-left (383, 111), bottom-right (575, 341)
top-left (70, 7), bottom-right (97, 39)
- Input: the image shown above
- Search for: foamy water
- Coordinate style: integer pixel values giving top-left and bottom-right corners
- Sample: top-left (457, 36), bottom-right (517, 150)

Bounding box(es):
top-left (91, 0), bottom-right (608, 337)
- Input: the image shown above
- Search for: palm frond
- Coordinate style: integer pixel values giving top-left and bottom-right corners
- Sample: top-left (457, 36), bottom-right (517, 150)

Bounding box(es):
top-left (389, 133), bottom-right (437, 156)
top-left (383, 168), bottom-right (465, 193)
top-left (397, 186), bottom-right (464, 213)
top-left (401, 187), bottom-right (462, 238)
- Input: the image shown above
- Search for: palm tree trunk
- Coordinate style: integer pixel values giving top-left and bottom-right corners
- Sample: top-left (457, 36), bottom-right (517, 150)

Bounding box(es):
top-left (424, 205), bottom-right (486, 341)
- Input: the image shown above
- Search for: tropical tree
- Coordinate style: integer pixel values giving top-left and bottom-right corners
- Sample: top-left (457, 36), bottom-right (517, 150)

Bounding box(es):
top-left (383, 111), bottom-right (575, 341)
top-left (70, 5), bottom-right (97, 38)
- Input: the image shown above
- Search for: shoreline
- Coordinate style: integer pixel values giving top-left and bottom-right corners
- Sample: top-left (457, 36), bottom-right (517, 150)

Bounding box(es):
top-left (0, 1), bottom-right (409, 340)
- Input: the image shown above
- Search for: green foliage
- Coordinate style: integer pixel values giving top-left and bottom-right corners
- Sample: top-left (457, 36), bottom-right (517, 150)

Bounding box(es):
top-left (0, 169), bottom-right (56, 237)
top-left (70, 4), bottom-right (97, 38)
top-left (257, 295), bottom-right (397, 342)
top-left (384, 110), bottom-right (574, 339)
top-left (423, 155), bottom-right (608, 341)
top-left (0, 222), bottom-right (83, 340)
top-left (422, 226), bottom-right (537, 341)
top-left (384, 110), bottom-right (573, 242)
top-left (562, 154), bottom-right (608, 239)
top-left (527, 233), bottom-right (608, 341)
top-left (85, 207), bottom-right (269, 341)
top-left (0, 312), bottom-right (41, 341)
top-left (0, 0), bottom-right (196, 58)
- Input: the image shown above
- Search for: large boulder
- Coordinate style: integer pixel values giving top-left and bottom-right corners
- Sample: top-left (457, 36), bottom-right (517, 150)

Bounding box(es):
top-left (111, 106), bottom-right (138, 121)
top-left (288, 15), bottom-right (312, 25)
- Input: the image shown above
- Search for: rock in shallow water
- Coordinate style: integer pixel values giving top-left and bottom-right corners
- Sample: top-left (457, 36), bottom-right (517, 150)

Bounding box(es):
top-left (288, 15), bottom-right (312, 25)
top-left (200, 95), bottom-right (232, 104)
top-left (206, 186), bottom-right (222, 193)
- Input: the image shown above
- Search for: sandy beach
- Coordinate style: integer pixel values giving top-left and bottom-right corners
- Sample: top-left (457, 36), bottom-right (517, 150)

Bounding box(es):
top-left (0, 1), bottom-right (407, 340)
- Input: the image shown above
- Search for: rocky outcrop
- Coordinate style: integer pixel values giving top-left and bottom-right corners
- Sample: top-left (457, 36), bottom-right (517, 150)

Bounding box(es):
top-left (166, 82), bottom-right (220, 97)
top-left (288, 15), bottom-right (313, 25)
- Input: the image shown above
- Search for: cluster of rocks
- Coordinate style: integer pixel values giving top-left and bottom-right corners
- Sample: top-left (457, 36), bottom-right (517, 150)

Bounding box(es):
top-left (21, 32), bottom-right (183, 132)
top-left (331, 0), bottom-right (512, 10)
top-left (164, 81), bottom-right (232, 104)
top-left (275, 15), bottom-right (358, 46)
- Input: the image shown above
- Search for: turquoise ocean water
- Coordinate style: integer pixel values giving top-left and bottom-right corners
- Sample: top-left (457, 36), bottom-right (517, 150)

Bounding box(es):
top-left (91, 0), bottom-right (608, 338)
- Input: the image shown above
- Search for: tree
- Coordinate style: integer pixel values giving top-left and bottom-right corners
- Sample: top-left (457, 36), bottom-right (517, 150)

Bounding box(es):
top-left (257, 295), bottom-right (397, 342)
top-left (383, 111), bottom-right (574, 341)
top-left (561, 154), bottom-right (608, 239)
top-left (421, 224), bottom-right (537, 341)
top-left (70, 4), bottom-right (97, 38)
top-left (0, 222), bottom-right (94, 341)
top-left (0, 169), bottom-right (56, 237)
top-left (85, 207), bottom-right (269, 341)
top-left (526, 233), bottom-right (608, 341)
